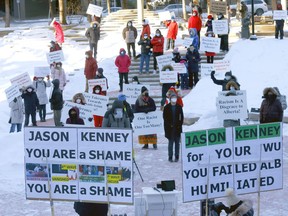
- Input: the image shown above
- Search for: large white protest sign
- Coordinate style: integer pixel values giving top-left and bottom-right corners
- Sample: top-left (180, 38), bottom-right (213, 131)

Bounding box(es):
top-left (158, 11), bottom-right (172, 21)
top-left (34, 67), bottom-right (50, 77)
top-left (213, 60), bottom-right (230, 73)
top-left (46, 50), bottom-right (64, 64)
top-left (200, 37), bottom-right (221, 53)
top-left (132, 111), bottom-right (164, 135)
top-left (216, 91), bottom-right (248, 120)
top-left (123, 84), bottom-right (150, 105)
top-left (156, 54), bottom-right (173, 71)
top-left (273, 10), bottom-right (287, 20)
top-left (61, 101), bottom-right (94, 127)
top-left (82, 92), bottom-right (109, 116)
top-left (183, 37), bottom-right (194, 48)
top-left (160, 70), bottom-right (178, 83)
top-left (10, 72), bottom-right (32, 89)
top-left (172, 62), bottom-right (187, 74)
top-left (88, 78), bottom-right (108, 92)
top-left (210, 0), bottom-right (227, 14)
top-left (181, 123), bottom-right (283, 202)
top-left (24, 127), bottom-right (133, 204)
top-left (201, 63), bottom-right (214, 77)
top-left (212, 20), bottom-right (229, 34)
top-left (5, 84), bottom-right (22, 103)
top-left (86, 3), bottom-right (103, 17)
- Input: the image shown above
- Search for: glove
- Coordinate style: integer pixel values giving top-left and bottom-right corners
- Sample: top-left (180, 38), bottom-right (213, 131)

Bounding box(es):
top-left (33, 76), bottom-right (37, 81)
top-left (13, 98), bottom-right (17, 102)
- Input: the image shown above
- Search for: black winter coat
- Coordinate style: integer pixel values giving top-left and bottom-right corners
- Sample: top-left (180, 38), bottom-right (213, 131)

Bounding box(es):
top-left (260, 98), bottom-right (283, 123)
top-left (138, 38), bottom-right (151, 55)
top-left (134, 96), bottom-right (156, 113)
top-left (21, 90), bottom-right (39, 114)
top-left (186, 49), bottom-right (201, 72)
top-left (50, 79), bottom-right (63, 110)
top-left (163, 103), bottom-right (184, 139)
top-left (211, 73), bottom-right (241, 91)
top-left (74, 202), bottom-right (108, 216)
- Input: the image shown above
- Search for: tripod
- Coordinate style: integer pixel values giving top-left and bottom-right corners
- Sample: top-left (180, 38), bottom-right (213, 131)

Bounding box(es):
top-left (133, 158), bottom-right (144, 182)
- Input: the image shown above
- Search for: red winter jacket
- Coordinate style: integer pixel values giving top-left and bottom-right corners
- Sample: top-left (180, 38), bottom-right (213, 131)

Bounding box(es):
top-left (151, 36), bottom-right (164, 53)
top-left (166, 21), bottom-right (178, 40)
top-left (188, 11), bottom-right (202, 32)
top-left (141, 24), bottom-right (151, 38)
top-left (84, 50), bottom-right (98, 79)
top-left (115, 48), bottom-right (131, 73)
top-left (53, 21), bottom-right (64, 44)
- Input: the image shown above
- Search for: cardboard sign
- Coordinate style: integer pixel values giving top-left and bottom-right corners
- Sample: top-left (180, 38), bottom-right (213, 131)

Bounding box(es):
top-left (211, 0), bottom-right (227, 14)
top-left (273, 10), bottom-right (287, 20)
top-left (86, 3), bottom-right (103, 17)
top-left (171, 62), bottom-right (187, 74)
top-left (156, 54), bottom-right (174, 72)
top-left (24, 127), bottom-right (133, 204)
top-left (132, 111), bottom-right (164, 135)
top-left (123, 84), bottom-right (150, 105)
top-left (88, 78), bottom-right (108, 92)
top-left (34, 67), bottom-right (50, 77)
top-left (82, 92), bottom-right (109, 116)
top-left (10, 72), bottom-right (32, 89)
top-left (212, 20), bottom-right (229, 35)
top-left (201, 63), bottom-right (214, 77)
top-left (183, 37), bottom-right (194, 48)
top-left (181, 123), bottom-right (283, 202)
top-left (5, 84), bottom-right (22, 103)
top-left (199, 37), bottom-right (221, 53)
top-left (46, 50), bottom-right (64, 64)
top-left (160, 70), bottom-right (178, 83)
top-left (213, 60), bottom-right (230, 73)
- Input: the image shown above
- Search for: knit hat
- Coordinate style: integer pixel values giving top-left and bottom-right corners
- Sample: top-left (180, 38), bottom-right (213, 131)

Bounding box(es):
top-left (225, 71), bottom-right (232, 77)
top-left (225, 188), bottom-right (241, 207)
top-left (118, 94), bottom-right (126, 101)
top-left (207, 14), bottom-right (213, 19)
top-left (98, 68), bottom-right (103, 74)
top-left (141, 86), bottom-right (148, 94)
top-left (132, 76), bottom-right (139, 83)
top-left (172, 47), bottom-right (179, 54)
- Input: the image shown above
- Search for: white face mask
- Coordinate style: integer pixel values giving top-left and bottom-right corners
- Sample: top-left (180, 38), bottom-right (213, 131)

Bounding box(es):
top-left (144, 36), bottom-right (148, 39)
top-left (225, 76), bottom-right (231, 80)
top-left (85, 55), bottom-right (89, 58)
top-left (95, 90), bottom-right (100, 94)
top-left (38, 78), bottom-right (43, 82)
top-left (128, 23), bottom-right (132, 27)
top-left (132, 81), bottom-right (138, 84)
top-left (193, 13), bottom-right (196, 16)
top-left (114, 108), bottom-right (123, 119)
top-left (156, 33), bottom-right (160, 37)
top-left (171, 98), bottom-right (177, 103)
top-left (27, 88), bottom-right (33, 92)
top-left (230, 86), bottom-right (235, 90)
top-left (76, 98), bottom-right (81, 104)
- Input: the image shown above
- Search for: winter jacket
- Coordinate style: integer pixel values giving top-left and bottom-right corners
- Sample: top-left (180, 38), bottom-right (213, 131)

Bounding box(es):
top-left (228, 200), bottom-right (254, 216)
top-left (138, 38), bottom-right (151, 55)
top-left (186, 48), bottom-right (201, 72)
top-left (166, 21), bottom-right (178, 40)
top-left (51, 66), bottom-right (66, 91)
top-left (211, 72), bottom-right (240, 91)
top-left (33, 80), bottom-right (51, 105)
top-left (84, 50), bottom-right (98, 79)
top-left (141, 24), bottom-right (151, 38)
top-left (115, 48), bottom-right (131, 73)
top-left (122, 22), bottom-right (138, 43)
top-left (21, 86), bottom-right (39, 114)
top-left (188, 11), bottom-right (202, 32)
top-left (74, 202), bottom-right (108, 216)
top-left (151, 32), bottom-right (164, 53)
top-left (163, 103), bottom-right (184, 139)
top-left (85, 22), bottom-right (100, 44)
top-left (189, 28), bottom-right (199, 49)
top-left (9, 96), bottom-right (24, 124)
top-left (123, 100), bottom-right (134, 122)
top-left (205, 19), bottom-right (213, 32)
top-left (53, 21), bottom-right (64, 44)
top-left (134, 95), bottom-right (156, 113)
top-left (260, 87), bottom-right (283, 123)
top-left (66, 107), bottom-right (84, 125)
top-left (102, 100), bottom-right (131, 128)
top-left (49, 79), bottom-right (63, 110)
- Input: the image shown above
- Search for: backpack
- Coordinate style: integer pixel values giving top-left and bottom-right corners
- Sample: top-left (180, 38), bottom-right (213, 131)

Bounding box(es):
top-left (274, 87), bottom-right (287, 110)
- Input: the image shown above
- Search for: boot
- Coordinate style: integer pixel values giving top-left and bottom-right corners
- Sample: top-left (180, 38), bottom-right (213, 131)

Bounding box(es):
top-left (142, 144), bottom-right (148, 149)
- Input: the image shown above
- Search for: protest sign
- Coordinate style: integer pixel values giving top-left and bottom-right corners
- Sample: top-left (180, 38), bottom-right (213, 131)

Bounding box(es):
top-left (34, 67), bottom-right (50, 77)
top-left (123, 84), bottom-right (150, 105)
top-left (183, 37), bottom-right (194, 48)
top-left (172, 62), bottom-right (187, 74)
top-left (273, 10), bottom-right (287, 20)
top-left (88, 78), bottom-right (108, 92)
top-left (10, 72), bottom-right (32, 89)
top-left (213, 60), bottom-right (230, 73)
top-left (201, 63), bottom-right (214, 77)
top-left (158, 11), bottom-right (172, 21)
top-left (5, 84), bottom-right (22, 103)
top-left (24, 127), bottom-right (133, 203)
top-left (86, 3), bottom-right (103, 17)
top-left (216, 90), bottom-right (248, 120)
top-left (160, 70), bottom-right (178, 83)
top-left (210, 0), bottom-right (227, 14)
top-left (46, 50), bottom-right (64, 64)
top-left (212, 20), bottom-right (229, 34)
top-left (199, 37), bottom-right (221, 53)
top-left (181, 123), bottom-right (283, 202)
top-left (156, 54), bottom-right (173, 72)
top-left (82, 92), bottom-right (109, 116)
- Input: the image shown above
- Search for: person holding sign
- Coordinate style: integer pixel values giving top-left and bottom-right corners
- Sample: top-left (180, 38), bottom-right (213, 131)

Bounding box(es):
top-left (275, 3), bottom-right (284, 40)
top-left (9, 95), bottom-right (24, 133)
top-left (92, 85), bottom-right (105, 127)
top-left (95, 68), bottom-right (108, 96)
top-left (204, 31), bottom-right (216, 63)
top-left (85, 21), bottom-right (101, 59)
top-left (135, 86), bottom-right (157, 149)
top-left (137, 33), bottom-right (152, 74)
top-left (217, 13), bottom-right (229, 52)
top-left (165, 16), bottom-right (178, 51)
top-left (186, 45), bottom-right (201, 88)
top-left (163, 92), bottom-right (184, 162)
top-left (205, 14), bottom-right (214, 32)
top-left (50, 18), bottom-right (64, 46)
top-left (84, 50), bottom-right (98, 92)
top-left (51, 62), bottom-right (67, 92)
top-left (151, 29), bottom-right (164, 74)
top-left (49, 79), bottom-right (63, 127)
top-left (122, 21), bottom-right (138, 58)
top-left (21, 85), bottom-right (39, 127)
top-left (115, 48), bottom-right (131, 92)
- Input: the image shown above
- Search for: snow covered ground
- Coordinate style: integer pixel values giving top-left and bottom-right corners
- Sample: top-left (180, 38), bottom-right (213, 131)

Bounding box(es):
top-left (0, 19), bottom-right (288, 215)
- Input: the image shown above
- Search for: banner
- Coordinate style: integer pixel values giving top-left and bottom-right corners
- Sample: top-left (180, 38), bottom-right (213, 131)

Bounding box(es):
top-left (123, 84), bottom-right (150, 105)
top-left (86, 3), bottom-right (103, 17)
top-left (183, 37), bottom-right (194, 48)
top-left (213, 60), bottom-right (230, 73)
top-left (172, 62), bottom-right (187, 74)
top-left (199, 37), bottom-right (221, 53)
top-left (212, 20), bottom-right (229, 35)
top-left (201, 63), bottom-right (214, 77)
top-left (83, 92), bottom-right (109, 116)
top-left (24, 127), bottom-right (133, 204)
top-left (211, 0), bottom-right (227, 14)
top-left (216, 90), bottom-right (248, 120)
top-left (46, 50), bottom-right (64, 64)
top-left (273, 10), bottom-right (287, 20)
top-left (88, 78), bottom-right (108, 92)
top-left (132, 111), bottom-right (164, 135)
top-left (34, 67), bottom-right (50, 77)
top-left (181, 123), bottom-right (283, 202)
top-left (5, 84), bottom-right (22, 103)
top-left (10, 72), bottom-right (32, 89)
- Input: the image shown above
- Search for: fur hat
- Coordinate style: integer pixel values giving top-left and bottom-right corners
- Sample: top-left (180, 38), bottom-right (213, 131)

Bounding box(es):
top-left (118, 94), bottom-right (126, 101)
top-left (72, 93), bottom-right (86, 104)
top-left (141, 86), bottom-right (148, 94)
top-left (226, 81), bottom-right (240, 91)
top-left (225, 188), bottom-right (241, 207)
top-left (263, 87), bottom-right (278, 97)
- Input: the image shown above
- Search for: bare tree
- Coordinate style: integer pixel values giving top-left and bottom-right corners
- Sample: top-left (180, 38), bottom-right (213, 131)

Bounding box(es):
top-left (5, 0), bottom-right (10, 27)
top-left (59, 0), bottom-right (67, 24)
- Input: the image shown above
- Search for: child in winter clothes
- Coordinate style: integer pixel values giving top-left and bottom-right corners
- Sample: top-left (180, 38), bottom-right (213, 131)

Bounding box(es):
top-left (165, 16), bottom-right (178, 50)
top-left (186, 45), bottom-right (201, 88)
top-left (9, 95), bottom-right (24, 133)
top-left (84, 50), bottom-right (98, 92)
top-left (151, 29), bottom-right (164, 73)
top-left (21, 85), bottom-right (39, 126)
top-left (49, 79), bottom-right (63, 127)
top-left (51, 62), bottom-right (66, 92)
top-left (33, 76), bottom-right (51, 122)
top-left (92, 85), bottom-right (105, 127)
top-left (205, 14), bottom-right (213, 32)
top-left (115, 48), bottom-right (131, 92)
top-left (138, 34), bottom-right (152, 74)
top-left (205, 31), bottom-right (216, 63)
top-left (188, 28), bottom-right (199, 50)
top-left (95, 68), bottom-right (108, 96)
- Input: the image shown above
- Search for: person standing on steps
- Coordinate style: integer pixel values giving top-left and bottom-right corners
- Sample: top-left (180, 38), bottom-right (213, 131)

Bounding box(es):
top-left (115, 48), bottom-right (131, 92)
top-left (21, 85), bottom-right (39, 127)
top-left (84, 50), bottom-right (98, 93)
top-left (165, 16), bottom-right (178, 50)
top-left (151, 29), bottom-right (164, 74)
top-left (122, 21), bottom-right (138, 59)
top-left (188, 10), bottom-right (202, 47)
top-left (135, 86), bottom-right (157, 150)
top-left (141, 18), bottom-right (151, 39)
top-left (205, 31), bottom-right (216, 63)
top-left (92, 85), bottom-right (105, 127)
top-left (85, 21), bottom-right (100, 59)
top-left (138, 33), bottom-right (152, 74)
top-left (217, 13), bottom-right (229, 52)
top-left (49, 79), bottom-right (64, 127)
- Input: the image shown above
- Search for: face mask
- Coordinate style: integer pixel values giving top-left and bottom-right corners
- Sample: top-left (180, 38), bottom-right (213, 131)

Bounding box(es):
top-left (208, 34), bottom-right (212, 37)
top-left (156, 33), bottom-right (160, 37)
top-left (114, 108), bottom-right (123, 119)
top-left (128, 23), bottom-right (132, 27)
top-left (144, 36), bottom-right (148, 39)
top-left (189, 47), bottom-right (195, 52)
top-left (230, 86), bottom-right (235, 91)
top-left (38, 78), bottom-right (43, 82)
top-left (144, 92), bottom-right (149, 97)
top-left (95, 90), bottom-right (100, 94)
top-left (56, 64), bottom-right (61, 68)
top-left (85, 55), bottom-right (89, 58)
top-left (171, 98), bottom-right (177, 103)
top-left (193, 13), bottom-right (196, 16)
top-left (76, 99), bottom-right (81, 104)
top-left (27, 88), bottom-right (32, 92)
top-left (120, 51), bottom-right (125, 55)
top-left (225, 76), bottom-right (231, 80)
top-left (132, 81), bottom-right (138, 84)
top-left (93, 24), bottom-right (97, 28)
top-left (218, 15), bottom-right (222, 19)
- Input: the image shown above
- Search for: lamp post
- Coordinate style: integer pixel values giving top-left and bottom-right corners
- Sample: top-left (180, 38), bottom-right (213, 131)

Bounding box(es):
top-left (250, 0), bottom-right (257, 40)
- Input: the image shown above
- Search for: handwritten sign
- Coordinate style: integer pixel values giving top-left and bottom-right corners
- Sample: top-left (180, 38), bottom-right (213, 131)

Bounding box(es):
top-left (10, 72), bottom-right (32, 89)
top-left (201, 63), bottom-right (214, 77)
top-left (213, 60), bottom-right (230, 73)
top-left (211, 0), bottom-right (227, 14)
top-left (5, 85), bottom-right (22, 103)
top-left (86, 4), bottom-right (103, 17)
top-left (46, 50), bottom-right (64, 64)
top-left (273, 10), bottom-right (287, 20)
top-left (212, 20), bottom-right (229, 34)
top-left (183, 37), bottom-right (194, 48)
top-left (83, 92), bottom-right (109, 116)
top-left (88, 78), bottom-right (108, 92)
top-left (34, 67), bottom-right (50, 77)
top-left (123, 84), bottom-right (150, 105)
top-left (172, 62), bottom-right (187, 74)
top-left (200, 37), bottom-right (221, 53)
